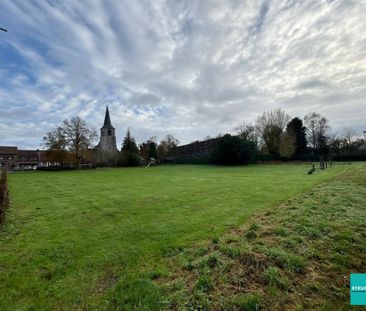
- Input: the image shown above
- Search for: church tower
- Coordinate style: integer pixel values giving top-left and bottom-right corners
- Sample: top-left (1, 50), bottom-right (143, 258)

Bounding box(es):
top-left (97, 106), bottom-right (118, 165)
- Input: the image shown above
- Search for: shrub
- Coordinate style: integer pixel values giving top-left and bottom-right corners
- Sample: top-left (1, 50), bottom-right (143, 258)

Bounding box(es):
top-left (0, 170), bottom-right (9, 224)
top-left (118, 152), bottom-right (143, 167)
top-left (211, 134), bottom-right (257, 165)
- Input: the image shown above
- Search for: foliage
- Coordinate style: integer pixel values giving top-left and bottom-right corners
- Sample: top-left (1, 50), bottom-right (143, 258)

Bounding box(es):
top-left (43, 117), bottom-right (97, 169)
top-left (279, 131), bottom-right (296, 159)
top-left (148, 142), bottom-right (157, 159)
top-left (43, 126), bottom-right (68, 165)
top-left (211, 134), bottom-right (256, 165)
top-left (139, 142), bottom-right (149, 161)
top-left (118, 151), bottom-right (142, 167)
top-left (121, 128), bottom-right (139, 154)
top-left (0, 170), bottom-right (8, 224)
top-left (286, 117), bottom-right (307, 154)
top-left (157, 134), bottom-right (180, 159)
top-left (255, 109), bottom-right (290, 155)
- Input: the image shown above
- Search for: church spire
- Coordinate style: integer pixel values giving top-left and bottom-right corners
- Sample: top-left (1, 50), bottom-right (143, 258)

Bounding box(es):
top-left (103, 106), bottom-right (112, 127)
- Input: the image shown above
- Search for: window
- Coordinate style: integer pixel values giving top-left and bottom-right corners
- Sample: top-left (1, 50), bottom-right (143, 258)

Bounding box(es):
top-left (108, 129), bottom-right (112, 136)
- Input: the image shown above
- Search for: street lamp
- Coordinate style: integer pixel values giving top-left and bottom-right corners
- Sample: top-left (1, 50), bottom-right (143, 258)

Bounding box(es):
top-left (0, 27), bottom-right (7, 32)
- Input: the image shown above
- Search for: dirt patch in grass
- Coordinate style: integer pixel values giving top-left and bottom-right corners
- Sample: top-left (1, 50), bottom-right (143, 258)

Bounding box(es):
top-left (159, 166), bottom-right (366, 310)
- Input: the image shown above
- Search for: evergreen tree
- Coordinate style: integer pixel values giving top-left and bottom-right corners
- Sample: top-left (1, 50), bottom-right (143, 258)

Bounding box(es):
top-left (148, 142), bottom-right (157, 159)
top-left (121, 128), bottom-right (139, 154)
top-left (286, 117), bottom-right (307, 154)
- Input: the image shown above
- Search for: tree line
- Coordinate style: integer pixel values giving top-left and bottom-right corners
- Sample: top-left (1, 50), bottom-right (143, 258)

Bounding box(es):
top-left (42, 117), bottom-right (180, 168)
top-left (43, 110), bottom-right (364, 168)
top-left (237, 110), bottom-right (363, 159)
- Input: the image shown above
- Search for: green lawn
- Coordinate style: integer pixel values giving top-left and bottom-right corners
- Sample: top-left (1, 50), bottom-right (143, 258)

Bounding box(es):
top-left (0, 165), bottom-right (347, 309)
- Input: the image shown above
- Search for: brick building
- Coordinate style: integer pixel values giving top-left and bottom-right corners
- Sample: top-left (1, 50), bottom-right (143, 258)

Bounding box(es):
top-left (0, 146), bottom-right (49, 169)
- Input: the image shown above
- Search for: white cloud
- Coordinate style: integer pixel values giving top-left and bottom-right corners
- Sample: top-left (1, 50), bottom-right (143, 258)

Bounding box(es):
top-left (0, 0), bottom-right (365, 149)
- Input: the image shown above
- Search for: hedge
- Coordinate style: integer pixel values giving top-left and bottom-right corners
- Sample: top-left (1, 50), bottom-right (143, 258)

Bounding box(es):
top-left (0, 170), bottom-right (9, 224)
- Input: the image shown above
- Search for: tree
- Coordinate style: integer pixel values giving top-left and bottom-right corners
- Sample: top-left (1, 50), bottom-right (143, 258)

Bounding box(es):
top-left (139, 137), bottom-right (158, 161)
top-left (341, 127), bottom-right (356, 150)
top-left (120, 129), bottom-right (141, 166)
top-left (43, 117), bottom-right (97, 169)
top-left (121, 128), bottom-right (139, 154)
top-left (235, 122), bottom-right (257, 142)
top-left (279, 131), bottom-right (296, 159)
top-left (255, 109), bottom-right (290, 155)
top-left (148, 142), bottom-right (157, 159)
top-left (304, 113), bottom-right (329, 151)
top-left (139, 142), bottom-right (149, 161)
top-left (157, 135), bottom-right (180, 159)
top-left (211, 134), bottom-right (256, 165)
top-left (286, 117), bottom-right (307, 154)
top-left (43, 126), bottom-right (68, 165)
top-left (62, 117), bottom-right (97, 169)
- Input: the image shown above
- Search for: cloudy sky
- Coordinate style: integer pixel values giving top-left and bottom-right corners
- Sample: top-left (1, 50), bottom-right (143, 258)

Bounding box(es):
top-left (0, 0), bottom-right (365, 149)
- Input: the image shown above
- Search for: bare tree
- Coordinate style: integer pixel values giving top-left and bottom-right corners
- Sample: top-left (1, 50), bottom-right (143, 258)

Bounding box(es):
top-left (235, 122), bottom-right (257, 142)
top-left (255, 109), bottom-right (290, 154)
top-left (341, 127), bottom-right (356, 149)
top-left (304, 113), bottom-right (329, 150)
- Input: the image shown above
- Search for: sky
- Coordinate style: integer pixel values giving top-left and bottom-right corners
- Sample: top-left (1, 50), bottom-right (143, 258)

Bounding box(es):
top-left (0, 0), bottom-right (365, 149)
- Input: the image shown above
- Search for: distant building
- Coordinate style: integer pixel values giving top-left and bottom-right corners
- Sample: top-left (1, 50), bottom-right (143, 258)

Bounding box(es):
top-left (0, 146), bottom-right (49, 169)
top-left (174, 137), bottom-right (220, 164)
top-left (96, 107), bottom-right (119, 166)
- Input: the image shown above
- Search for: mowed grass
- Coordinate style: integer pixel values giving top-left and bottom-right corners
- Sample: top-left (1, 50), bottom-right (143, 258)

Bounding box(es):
top-left (0, 164), bottom-right (346, 309)
top-left (162, 165), bottom-right (366, 310)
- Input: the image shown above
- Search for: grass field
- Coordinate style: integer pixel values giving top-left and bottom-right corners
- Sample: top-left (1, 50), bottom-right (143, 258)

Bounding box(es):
top-left (0, 164), bottom-right (361, 310)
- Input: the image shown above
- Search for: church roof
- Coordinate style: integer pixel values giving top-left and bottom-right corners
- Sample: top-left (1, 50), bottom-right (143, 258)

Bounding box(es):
top-left (102, 106), bottom-right (114, 128)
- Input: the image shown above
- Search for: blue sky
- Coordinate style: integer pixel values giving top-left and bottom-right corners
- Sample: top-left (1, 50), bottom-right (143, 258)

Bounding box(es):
top-left (0, 0), bottom-right (365, 149)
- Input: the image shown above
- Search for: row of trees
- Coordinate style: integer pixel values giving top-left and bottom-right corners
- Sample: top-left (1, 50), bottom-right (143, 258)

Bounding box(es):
top-left (43, 117), bottom-right (180, 168)
top-left (121, 130), bottom-right (180, 166)
top-left (234, 110), bottom-right (363, 159)
top-left (43, 109), bottom-right (363, 168)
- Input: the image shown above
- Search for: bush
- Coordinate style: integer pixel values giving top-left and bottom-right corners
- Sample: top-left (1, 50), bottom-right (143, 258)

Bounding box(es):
top-left (211, 134), bottom-right (257, 165)
top-left (118, 152), bottom-right (143, 167)
top-left (0, 170), bottom-right (9, 224)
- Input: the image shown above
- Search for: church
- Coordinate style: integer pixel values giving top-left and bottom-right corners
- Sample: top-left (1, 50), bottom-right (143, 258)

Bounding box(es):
top-left (96, 107), bottom-right (119, 166)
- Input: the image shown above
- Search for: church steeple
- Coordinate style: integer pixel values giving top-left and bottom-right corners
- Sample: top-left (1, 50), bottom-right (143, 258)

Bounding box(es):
top-left (97, 106), bottom-right (118, 165)
top-left (103, 106), bottom-right (113, 128)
